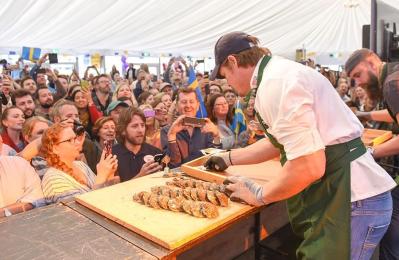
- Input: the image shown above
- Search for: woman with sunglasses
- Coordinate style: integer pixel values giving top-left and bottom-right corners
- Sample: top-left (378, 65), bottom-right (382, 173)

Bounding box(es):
top-left (139, 104), bottom-right (162, 150)
top-left (41, 123), bottom-right (118, 204)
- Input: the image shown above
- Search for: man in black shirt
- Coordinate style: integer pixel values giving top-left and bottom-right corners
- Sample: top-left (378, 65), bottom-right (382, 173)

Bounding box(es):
top-left (346, 48), bottom-right (399, 260)
top-left (113, 107), bottom-right (162, 182)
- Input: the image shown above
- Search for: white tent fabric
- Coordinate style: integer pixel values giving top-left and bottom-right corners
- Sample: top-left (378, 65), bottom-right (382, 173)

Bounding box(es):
top-left (0, 0), bottom-right (396, 57)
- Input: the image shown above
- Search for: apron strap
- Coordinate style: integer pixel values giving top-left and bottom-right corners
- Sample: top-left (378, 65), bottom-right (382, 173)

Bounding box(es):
top-left (325, 137), bottom-right (366, 173)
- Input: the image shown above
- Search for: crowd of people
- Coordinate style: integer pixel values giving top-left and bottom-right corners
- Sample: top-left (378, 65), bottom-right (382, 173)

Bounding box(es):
top-left (0, 53), bottom-right (266, 215)
top-left (6, 33), bottom-right (399, 260)
top-left (0, 52), bottom-right (394, 211)
top-left (0, 46), bottom-right (398, 259)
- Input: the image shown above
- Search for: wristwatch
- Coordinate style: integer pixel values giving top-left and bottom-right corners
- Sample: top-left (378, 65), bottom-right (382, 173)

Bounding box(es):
top-left (4, 208), bottom-right (12, 217)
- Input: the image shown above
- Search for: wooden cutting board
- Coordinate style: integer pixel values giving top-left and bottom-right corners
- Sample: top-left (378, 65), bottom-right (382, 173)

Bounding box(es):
top-left (181, 155), bottom-right (283, 185)
top-left (75, 172), bottom-right (254, 250)
top-left (361, 129), bottom-right (392, 146)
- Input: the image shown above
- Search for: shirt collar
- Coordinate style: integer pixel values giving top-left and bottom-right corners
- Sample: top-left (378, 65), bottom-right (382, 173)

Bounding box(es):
top-left (250, 56), bottom-right (265, 90)
top-left (116, 143), bottom-right (136, 155)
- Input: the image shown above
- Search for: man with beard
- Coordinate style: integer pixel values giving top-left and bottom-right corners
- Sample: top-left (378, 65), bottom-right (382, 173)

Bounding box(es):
top-left (92, 74), bottom-right (112, 114)
top-left (35, 86), bottom-right (54, 119)
top-left (11, 89), bottom-right (36, 118)
top-left (113, 107), bottom-right (162, 182)
top-left (346, 48), bottom-right (399, 260)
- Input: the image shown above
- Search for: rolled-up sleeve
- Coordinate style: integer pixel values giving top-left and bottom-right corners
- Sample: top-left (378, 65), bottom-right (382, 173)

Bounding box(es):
top-left (269, 78), bottom-right (325, 160)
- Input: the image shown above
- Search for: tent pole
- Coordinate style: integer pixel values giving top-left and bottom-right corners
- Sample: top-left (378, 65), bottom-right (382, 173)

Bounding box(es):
top-left (370, 0), bottom-right (377, 52)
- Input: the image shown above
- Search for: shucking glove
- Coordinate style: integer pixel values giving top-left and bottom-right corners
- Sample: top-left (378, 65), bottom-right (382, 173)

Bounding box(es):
top-left (224, 176), bottom-right (266, 207)
top-left (204, 152), bottom-right (231, 171)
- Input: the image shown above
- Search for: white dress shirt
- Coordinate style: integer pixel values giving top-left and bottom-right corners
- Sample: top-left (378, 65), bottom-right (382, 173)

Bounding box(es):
top-left (252, 56), bottom-right (396, 202)
top-left (0, 156), bottom-right (44, 208)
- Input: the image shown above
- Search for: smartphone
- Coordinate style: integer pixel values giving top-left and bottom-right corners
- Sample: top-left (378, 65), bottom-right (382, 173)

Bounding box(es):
top-left (154, 153), bottom-right (166, 163)
top-left (48, 53), bottom-right (58, 64)
top-left (2, 69), bottom-right (10, 76)
top-left (182, 117), bottom-right (206, 127)
top-left (81, 80), bottom-right (90, 91)
top-left (104, 140), bottom-right (114, 157)
top-left (205, 84), bottom-right (210, 95)
top-left (143, 109), bottom-right (155, 118)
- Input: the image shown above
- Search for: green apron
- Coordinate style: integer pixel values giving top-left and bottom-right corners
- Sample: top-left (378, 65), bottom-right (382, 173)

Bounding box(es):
top-left (254, 56), bottom-right (366, 259)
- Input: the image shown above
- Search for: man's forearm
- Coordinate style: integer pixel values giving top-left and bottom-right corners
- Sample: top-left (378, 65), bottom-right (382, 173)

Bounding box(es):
top-left (1, 202), bottom-right (33, 217)
top-left (18, 137), bottom-right (41, 161)
top-left (261, 150), bottom-right (326, 204)
top-left (230, 138), bottom-right (280, 165)
top-left (373, 135), bottom-right (399, 158)
top-left (371, 109), bottom-right (394, 123)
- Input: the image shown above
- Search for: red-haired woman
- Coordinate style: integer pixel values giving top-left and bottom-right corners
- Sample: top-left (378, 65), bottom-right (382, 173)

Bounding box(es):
top-left (40, 123), bottom-right (118, 204)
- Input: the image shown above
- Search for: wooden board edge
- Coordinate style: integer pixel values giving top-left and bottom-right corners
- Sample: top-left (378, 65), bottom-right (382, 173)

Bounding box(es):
top-left (75, 196), bottom-right (174, 250)
top-left (167, 203), bottom-right (256, 251)
top-left (181, 164), bottom-right (226, 184)
top-left (372, 131), bottom-right (393, 146)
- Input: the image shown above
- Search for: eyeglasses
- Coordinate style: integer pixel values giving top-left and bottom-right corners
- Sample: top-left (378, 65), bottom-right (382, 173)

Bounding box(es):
top-left (57, 136), bottom-right (78, 145)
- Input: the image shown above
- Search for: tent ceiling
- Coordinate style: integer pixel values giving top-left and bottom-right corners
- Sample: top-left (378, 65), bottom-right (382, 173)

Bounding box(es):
top-left (0, 0), bottom-right (396, 56)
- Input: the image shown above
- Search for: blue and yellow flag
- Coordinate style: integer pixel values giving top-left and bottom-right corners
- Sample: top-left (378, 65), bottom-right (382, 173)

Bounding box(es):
top-left (22, 47), bottom-right (41, 61)
top-left (187, 66), bottom-right (207, 118)
top-left (231, 99), bottom-right (247, 136)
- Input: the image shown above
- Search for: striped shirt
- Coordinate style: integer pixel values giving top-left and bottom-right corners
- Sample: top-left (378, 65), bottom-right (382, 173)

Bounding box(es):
top-left (41, 161), bottom-right (96, 204)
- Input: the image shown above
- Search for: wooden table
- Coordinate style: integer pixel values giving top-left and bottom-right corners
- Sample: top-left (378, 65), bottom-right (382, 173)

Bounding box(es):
top-left (0, 161), bottom-right (289, 259)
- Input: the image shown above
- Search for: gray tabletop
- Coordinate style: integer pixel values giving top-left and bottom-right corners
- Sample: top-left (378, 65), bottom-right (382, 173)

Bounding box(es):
top-left (0, 204), bottom-right (156, 260)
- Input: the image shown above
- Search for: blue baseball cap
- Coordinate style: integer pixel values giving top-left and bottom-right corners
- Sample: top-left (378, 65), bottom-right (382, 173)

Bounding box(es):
top-left (210, 31), bottom-right (255, 80)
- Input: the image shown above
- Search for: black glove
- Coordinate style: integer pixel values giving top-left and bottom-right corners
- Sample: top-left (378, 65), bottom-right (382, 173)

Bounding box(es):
top-left (204, 152), bottom-right (231, 171)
